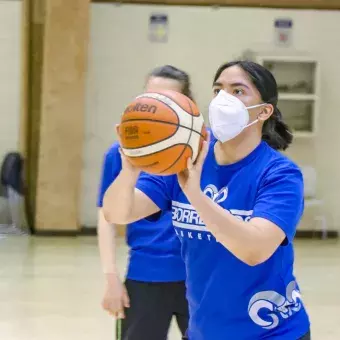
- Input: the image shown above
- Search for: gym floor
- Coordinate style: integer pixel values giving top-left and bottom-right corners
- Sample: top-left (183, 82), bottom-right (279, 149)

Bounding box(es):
top-left (0, 236), bottom-right (339, 340)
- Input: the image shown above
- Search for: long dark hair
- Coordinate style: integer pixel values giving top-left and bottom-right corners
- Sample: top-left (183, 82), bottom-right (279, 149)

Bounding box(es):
top-left (148, 65), bottom-right (194, 101)
top-left (213, 60), bottom-right (293, 151)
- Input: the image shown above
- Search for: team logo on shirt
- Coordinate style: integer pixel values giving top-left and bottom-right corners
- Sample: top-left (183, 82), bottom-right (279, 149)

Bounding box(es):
top-left (203, 184), bottom-right (228, 203)
top-left (248, 280), bottom-right (302, 329)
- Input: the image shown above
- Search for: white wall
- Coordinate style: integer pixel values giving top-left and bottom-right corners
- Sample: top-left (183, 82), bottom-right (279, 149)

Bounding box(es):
top-left (81, 3), bottom-right (340, 230)
top-left (0, 1), bottom-right (22, 164)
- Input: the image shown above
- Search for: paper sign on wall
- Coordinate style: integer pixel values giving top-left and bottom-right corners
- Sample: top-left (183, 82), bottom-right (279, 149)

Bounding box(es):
top-left (274, 18), bottom-right (293, 47)
top-left (149, 14), bottom-right (168, 43)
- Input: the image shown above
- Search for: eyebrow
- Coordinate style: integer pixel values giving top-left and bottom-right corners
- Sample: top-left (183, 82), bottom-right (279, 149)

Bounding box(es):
top-left (213, 82), bottom-right (223, 87)
top-left (213, 81), bottom-right (250, 90)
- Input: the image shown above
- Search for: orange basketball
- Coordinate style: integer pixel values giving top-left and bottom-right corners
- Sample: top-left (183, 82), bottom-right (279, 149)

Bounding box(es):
top-left (118, 90), bottom-right (207, 175)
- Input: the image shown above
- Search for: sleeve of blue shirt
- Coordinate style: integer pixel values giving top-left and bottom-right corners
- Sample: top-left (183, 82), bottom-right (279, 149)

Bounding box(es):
top-left (97, 143), bottom-right (122, 208)
top-left (252, 162), bottom-right (304, 244)
top-left (136, 173), bottom-right (173, 212)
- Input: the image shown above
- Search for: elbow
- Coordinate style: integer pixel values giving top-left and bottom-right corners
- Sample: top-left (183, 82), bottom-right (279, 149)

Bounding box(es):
top-left (217, 236), bottom-right (271, 266)
top-left (102, 207), bottom-right (114, 224)
top-left (240, 251), bottom-right (271, 267)
top-left (102, 206), bottom-right (129, 225)
top-left (243, 258), bottom-right (262, 267)
top-left (102, 197), bottom-right (113, 223)
top-left (102, 198), bottom-right (129, 225)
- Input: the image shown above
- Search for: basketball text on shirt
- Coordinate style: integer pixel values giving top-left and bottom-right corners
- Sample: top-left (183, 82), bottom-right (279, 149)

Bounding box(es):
top-left (172, 184), bottom-right (252, 242)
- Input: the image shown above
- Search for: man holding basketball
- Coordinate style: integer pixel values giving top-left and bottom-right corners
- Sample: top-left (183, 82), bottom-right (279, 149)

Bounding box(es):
top-left (97, 65), bottom-right (193, 340)
top-left (103, 61), bottom-right (311, 339)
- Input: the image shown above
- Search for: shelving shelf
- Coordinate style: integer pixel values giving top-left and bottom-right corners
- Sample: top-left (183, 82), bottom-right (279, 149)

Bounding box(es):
top-left (278, 93), bottom-right (317, 101)
top-left (253, 55), bottom-right (320, 138)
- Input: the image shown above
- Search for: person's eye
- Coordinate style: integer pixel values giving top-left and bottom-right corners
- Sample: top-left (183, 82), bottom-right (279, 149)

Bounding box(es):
top-left (213, 88), bottom-right (221, 96)
top-left (233, 88), bottom-right (244, 96)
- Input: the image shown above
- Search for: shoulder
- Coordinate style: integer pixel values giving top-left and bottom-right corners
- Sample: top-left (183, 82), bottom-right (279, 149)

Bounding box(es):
top-left (260, 144), bottom-right (303, 187)
top-left (263, 144), bottom-right (301, 173)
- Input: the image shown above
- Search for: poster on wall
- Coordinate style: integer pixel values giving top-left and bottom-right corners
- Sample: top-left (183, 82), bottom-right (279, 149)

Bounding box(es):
top-left (274, 18), bottom-right (293, 47)
top-left (149, 14), bottom-right (168, 43)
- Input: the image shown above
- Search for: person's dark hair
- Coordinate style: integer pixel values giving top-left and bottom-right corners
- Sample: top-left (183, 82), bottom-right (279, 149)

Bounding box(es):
top-left (213, 60), bottom-right (293, 151)
top-left (149, 65), bottom-right (194, 101)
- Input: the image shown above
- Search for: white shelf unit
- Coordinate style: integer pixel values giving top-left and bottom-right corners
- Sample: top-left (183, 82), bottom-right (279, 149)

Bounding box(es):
top-left (255, 56), bottom-right (320, 138)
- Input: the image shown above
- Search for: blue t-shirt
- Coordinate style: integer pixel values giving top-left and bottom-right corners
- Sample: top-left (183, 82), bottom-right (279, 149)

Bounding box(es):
top-left (136, 140), bottom-right (310, 340)
top-left (97, 142), bottom-right (186, 282)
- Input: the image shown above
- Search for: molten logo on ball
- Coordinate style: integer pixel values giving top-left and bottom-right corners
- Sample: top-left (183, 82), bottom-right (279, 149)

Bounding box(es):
top-left (124, 103), bottom-right (157, 114)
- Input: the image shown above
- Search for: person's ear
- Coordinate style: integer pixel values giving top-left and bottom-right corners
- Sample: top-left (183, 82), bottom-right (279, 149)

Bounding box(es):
top-left (258, 104), bottom-right (274, 121)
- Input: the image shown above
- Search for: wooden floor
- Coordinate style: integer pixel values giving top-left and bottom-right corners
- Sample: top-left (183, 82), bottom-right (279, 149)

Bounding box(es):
top-left (0, 236), bottom-right (339, 340)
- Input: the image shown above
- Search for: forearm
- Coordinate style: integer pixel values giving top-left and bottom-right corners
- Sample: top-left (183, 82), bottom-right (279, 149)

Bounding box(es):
top-left (103, 169), bottom-right (138, 224)
top-left (186, 190), bottom-right (265, 265)
top-left (97, 209), bottom-right (119, 276)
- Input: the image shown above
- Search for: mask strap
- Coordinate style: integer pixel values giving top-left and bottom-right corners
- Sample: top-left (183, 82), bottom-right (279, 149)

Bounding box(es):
top-left (245, 119), bottom-right (259, 129)
top-left (246, 103), bottom-right (267, 110)
top-left (244, 103), bottom-right (267, 128)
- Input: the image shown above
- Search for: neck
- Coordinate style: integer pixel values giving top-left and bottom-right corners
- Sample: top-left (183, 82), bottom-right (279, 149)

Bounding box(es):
top-left (214, 129), bottom-right (262, 165)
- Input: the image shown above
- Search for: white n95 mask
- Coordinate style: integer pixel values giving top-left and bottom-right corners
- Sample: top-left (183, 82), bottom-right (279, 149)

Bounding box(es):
top-left (208, 90), bottom-right (266, 143)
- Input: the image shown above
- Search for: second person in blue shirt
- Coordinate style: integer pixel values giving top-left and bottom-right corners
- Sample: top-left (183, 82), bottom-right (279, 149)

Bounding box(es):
top-left (98, 65), bottom-right (194, 340)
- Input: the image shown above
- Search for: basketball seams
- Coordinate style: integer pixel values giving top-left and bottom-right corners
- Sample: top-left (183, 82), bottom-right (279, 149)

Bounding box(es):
top-left (133, 143), bottom-right (188, 171)
top-left (131, 143), bottom-right (187, 163)
top-left (137, 93), bottom-right (196, 122)
top-left (159, 98), bottom-right (195, 174)
top-left (159, 144), bottom-right (188, 174)
top-left (137, 94), bottom-right (181, 123)
top-left (137, 92), bottom-right (193, 115)
top-left (122, 129), bottom-right (202, 157)
top-left (163, 144), bottom-right (193, 174)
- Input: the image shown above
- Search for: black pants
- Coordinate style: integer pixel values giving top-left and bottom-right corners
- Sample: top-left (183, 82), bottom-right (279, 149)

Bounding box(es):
top-left (116, 279), bottom-right (189, 340)
top-left (300, 330), bottom-right (311, 340)
top-left (181, 330), bottom-right (311, 340)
